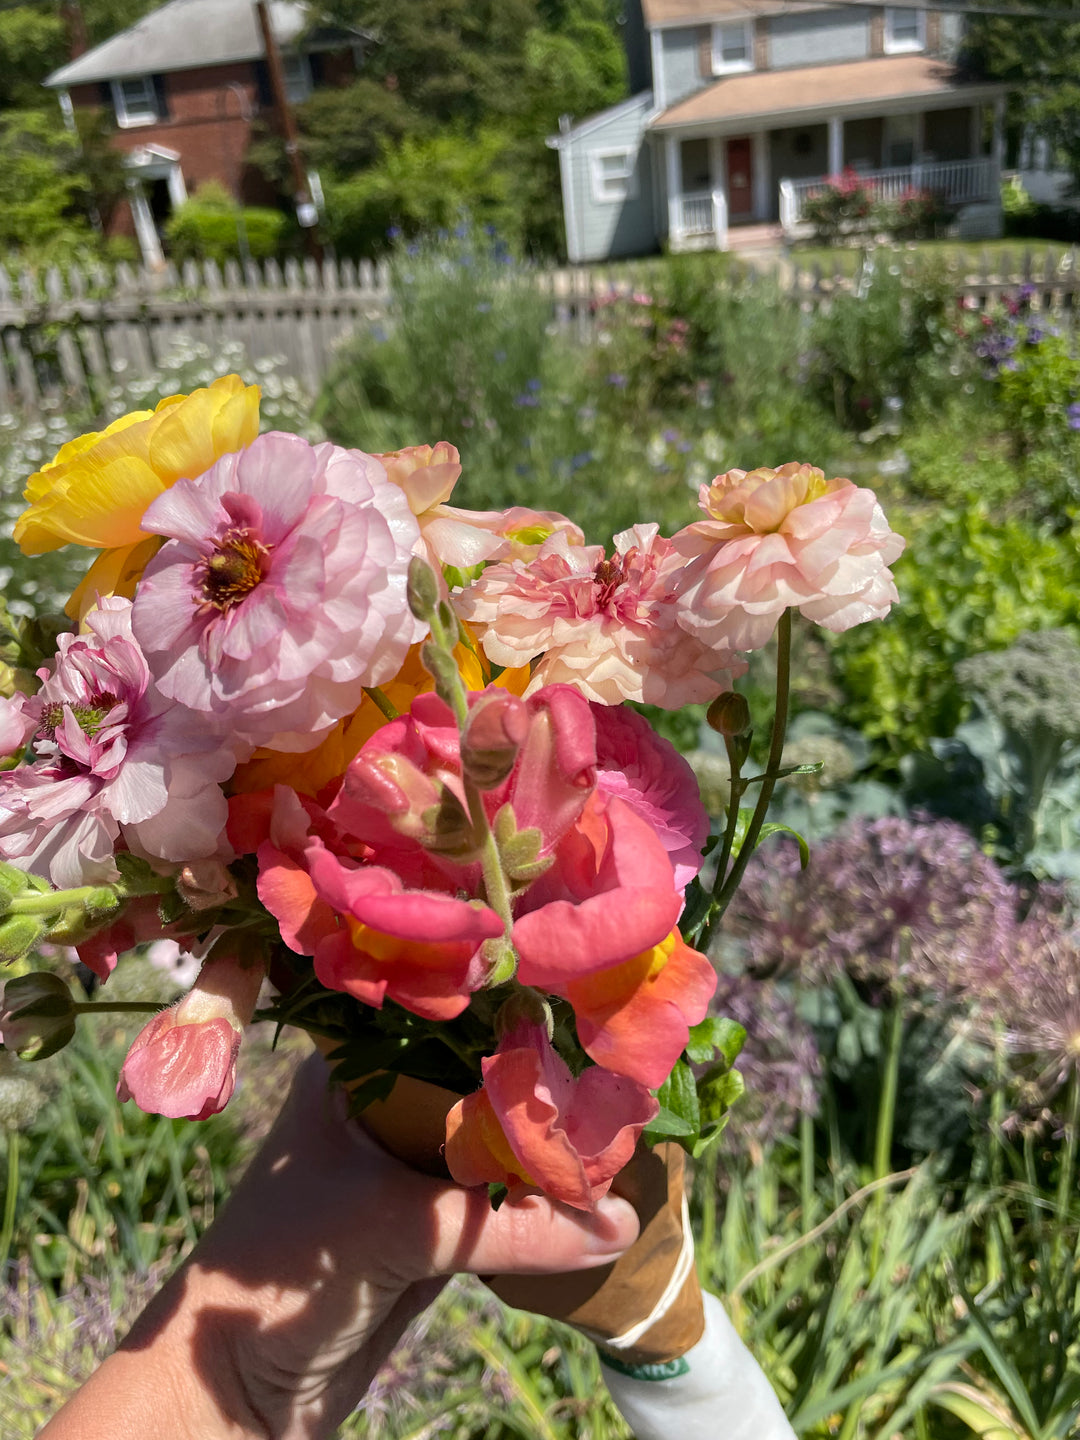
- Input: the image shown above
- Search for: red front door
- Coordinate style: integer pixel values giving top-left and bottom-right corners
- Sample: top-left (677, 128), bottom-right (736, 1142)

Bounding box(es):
top-left (727, 137), bottom-right (753, 219)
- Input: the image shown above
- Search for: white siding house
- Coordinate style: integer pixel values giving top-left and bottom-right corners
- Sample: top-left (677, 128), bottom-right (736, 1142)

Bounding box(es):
top-left (550, 0), bottom-right (1008, 260)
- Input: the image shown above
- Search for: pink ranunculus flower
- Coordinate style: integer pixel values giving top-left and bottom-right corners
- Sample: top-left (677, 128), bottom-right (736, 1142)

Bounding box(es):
top-left (591, 702), bottom-right (709, 891)
top-left (0, 598), bottom-right (235, 888)
top-left (0, 697), bottom-right (36, 757)
top-left (454, 525), bottom-right (743, 708)
top-left (444, 1021), bottom-right (658, 1211)
top-left (131, 432), bottom-right (425, 753)
top-left (377, 442), bottom-right (585, 578)
top-left (672, 462), bottom-right (905, 653)
top-left (117, 940), bottom-right (266, 1120)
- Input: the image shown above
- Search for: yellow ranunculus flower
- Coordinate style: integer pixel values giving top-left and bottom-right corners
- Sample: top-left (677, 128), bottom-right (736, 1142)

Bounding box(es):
top-left (14, 374), bottom-right (260, 556)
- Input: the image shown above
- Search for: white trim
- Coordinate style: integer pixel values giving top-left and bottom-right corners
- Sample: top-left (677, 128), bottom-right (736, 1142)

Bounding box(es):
top-left (127, 182), bottom-right (164, 266)
top-left (557, 137), bottom-right (581, 263)
top-left (651, 28), bottom-right (665, 110)
top-left (711, 19), bottom-right (754, 75)
top-left (111, 74), bottom-right (159, 128)
top-left (650, 83), bottom-right (1009, 136)
top-left (58, 89), bottom-right (75, 132)
top-left (884, 7), bottom-right (926, 55)
top-left (589, 147), bottom-right (639, 203)
top-left (547, 91), bottom-right (653, 148)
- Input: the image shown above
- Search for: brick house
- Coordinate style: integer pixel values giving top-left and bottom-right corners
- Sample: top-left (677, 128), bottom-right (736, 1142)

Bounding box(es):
top-left (44, 0), bottom-right (363, 265)
top-left (549, 0), bottom-right (1009, 259)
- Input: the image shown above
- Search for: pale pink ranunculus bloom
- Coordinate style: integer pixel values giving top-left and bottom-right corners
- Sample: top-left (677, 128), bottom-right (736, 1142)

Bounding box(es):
top-left (132, 432), bottom-right (425, 753)
top-left (444, 1020), bottom-right (658, 1210)
top-left (117, 941), bottom-right (266, 1120)
top-left (454, 525), bottom-right (742, 708)
top-left (591, 702), bottom-right (709, 891)
top-left (0, 697), bottom-right (36, 757)
top-left (672, 462), bottom-right (905, 653)
top-left (0, 598), bottom-right (234, 888)
top-left (377, 442), bottom-right (584, 577)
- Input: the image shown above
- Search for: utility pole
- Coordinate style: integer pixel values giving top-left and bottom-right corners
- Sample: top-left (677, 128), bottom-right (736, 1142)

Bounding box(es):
top-left (60, 0), bottom-right (89, 59)
top-left (253, 0), bottom-right (323, 262)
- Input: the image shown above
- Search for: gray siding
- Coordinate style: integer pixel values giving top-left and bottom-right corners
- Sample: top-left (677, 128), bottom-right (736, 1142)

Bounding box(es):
top-left (768, 8), bottom-right (870, 68)
top-left (660, 26), bottom-right (705, 107)
top-left (565, 101), bottom-right (657, 263)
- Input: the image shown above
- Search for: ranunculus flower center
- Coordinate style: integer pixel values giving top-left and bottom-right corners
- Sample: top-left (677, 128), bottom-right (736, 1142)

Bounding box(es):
top-left (593, 555), bottom-right (626, 607)
top-left (198, 528), bottom-right (271, 611)
top-left (39, 694), bottom-right (117, 738)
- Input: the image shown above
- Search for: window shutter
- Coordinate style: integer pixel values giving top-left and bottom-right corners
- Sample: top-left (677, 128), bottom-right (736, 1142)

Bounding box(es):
top-left (253, 59), bottom-right (273, 109)
top-left (870, 9), bottom-right (885, 54)
top-left (308, 51), bottom-right (325, 87)
top-left (152, 73), bottom-right (169, 120)
top-left (926, 10), bottom-right (941, 51)
top-left (99, 80), bottom-right (113, 109)
top-left (753, 18), bottom-right (769, 70)
top-left (698, 26), bottom-right (713, 78)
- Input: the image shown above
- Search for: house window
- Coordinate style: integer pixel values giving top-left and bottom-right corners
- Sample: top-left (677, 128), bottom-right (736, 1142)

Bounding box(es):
top-left (282, 52), bottom-right (313, 104)
top-left (590, 148), bottom-right (637, 203)
top-left (712, 20), bottom-right (754, 75)
top-left (111, 75), bottom-right (158, 127)
top-left (884, 7), bottom-right (925, 53)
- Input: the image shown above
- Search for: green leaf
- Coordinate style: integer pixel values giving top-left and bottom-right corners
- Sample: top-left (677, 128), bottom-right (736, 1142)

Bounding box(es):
top-left (685, 1016), bottom-right (746, 1067)
top-left (343, 1071), bottom-right (398, 1117)
top-left (643, 1105), bottom-right (695, 1141)
top-left (656, 1059), bottom-right (700, 1132)
top-left (756, 822), bottom-right (811, 868)
top-left (698, 1065), bottom-right (745, 1124)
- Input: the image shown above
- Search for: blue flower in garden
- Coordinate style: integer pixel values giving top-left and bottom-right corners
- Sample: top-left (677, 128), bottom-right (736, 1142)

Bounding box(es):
top-left (476, 303), bottom-right (492, 313)
top-left (526, 378), bottom-right (542, 392)
top-left (1025, 325), bottom-right (1045, 345)
top-left (569, 451), bottom-right (593, 472)
top-left (514, 394), bottom-right (541, 408)
top-left (387, 225), bottom-right (402, 240)
top-left (662, 428), bottom-right (680, 444)
top-left (677, 441), bottom-right (692, 453)
top-left (454, 223), bottom-right (469, 238)
top-left (1067, 402), bottom-right (1080, 431)
top-left (607, 373), bottom-right (628, 388)
top-left (406, 243), bottom-right (420, 256)
top-left (577, 405), bottom-right (596, 422)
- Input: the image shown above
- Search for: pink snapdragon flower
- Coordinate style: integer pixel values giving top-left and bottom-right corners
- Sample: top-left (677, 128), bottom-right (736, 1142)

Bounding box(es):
top-left (455, 525), bottom-right (742, 707)
top-left (132, 432), bottom-right (424, 752)
top-left (117, 940), bottom-right (265, 1120)
top-left (444, 1021), bottom-right (658, 1211)
top-left (672, 463), bottom-right (905, 653)
top-left (0, 598), bottom-right (234, 888)
top-left (592, 702), bottom-right (709, 891)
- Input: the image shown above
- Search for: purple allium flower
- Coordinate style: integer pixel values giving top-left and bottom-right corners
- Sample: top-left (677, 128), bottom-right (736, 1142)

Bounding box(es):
top-left (712, 973), bottom-right (821, 1152)
top-left (132, 433), bottom-right (424, 753)
top-left (606, 373), bottom-right (628, 388)
top-left (729, 815), bottom-right (1018, 1002)
top-left (1068, 401), bottom-right (1080, 431)
top-left (0, 598), bottom-right (235, 886)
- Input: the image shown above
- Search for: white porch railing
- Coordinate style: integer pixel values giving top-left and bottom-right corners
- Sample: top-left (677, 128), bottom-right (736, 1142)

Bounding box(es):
top-left (670, 189), bottom-right (729, 251)
top-left (780, 156), bottom-right (999, 231)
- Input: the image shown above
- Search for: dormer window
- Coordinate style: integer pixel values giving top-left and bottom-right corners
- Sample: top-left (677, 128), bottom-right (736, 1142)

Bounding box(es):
top-left (884, 7), bottom-right (925, 53)
top-left (111, 74), bottom-right (159, 127)
top-left (712, 20), bottom-right (754, 75)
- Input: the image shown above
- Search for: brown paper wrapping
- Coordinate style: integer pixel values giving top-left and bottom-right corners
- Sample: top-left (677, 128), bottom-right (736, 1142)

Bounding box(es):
top-left (312, 1046), bottom-right (705, 1365)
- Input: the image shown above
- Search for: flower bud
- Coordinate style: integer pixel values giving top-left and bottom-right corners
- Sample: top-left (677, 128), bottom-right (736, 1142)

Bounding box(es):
top-left (461, 690), bottom-right (529, 790)
top-left (420, 640), bottom-right (462, 705)
top-left (495, 986), bottom-right (551, 1036)
top-left (177, 860), bottom-right (239, 913)
top-left (480, 934), bottom-right (518, 988)
top-left (0, 862), bottom-right (32, 914)
top-left (706, 690), bottom-right (751, 738)
top-left (407, 555), bottom-right (441, 622)
top-left (0, 915), bottom-right (48, 963)
top-left (0, 972), bottom-right (77, 1060)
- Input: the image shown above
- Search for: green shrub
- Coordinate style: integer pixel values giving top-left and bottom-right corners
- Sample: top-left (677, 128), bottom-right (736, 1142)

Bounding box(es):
top-left (830, 501), bottom-right (1080, 757)
top-left (165, 181), bottom-right (289, 265)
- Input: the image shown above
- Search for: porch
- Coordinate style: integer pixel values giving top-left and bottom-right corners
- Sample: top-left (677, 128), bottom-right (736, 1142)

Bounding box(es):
top-left (657, 70), bottom-right (1007, 253)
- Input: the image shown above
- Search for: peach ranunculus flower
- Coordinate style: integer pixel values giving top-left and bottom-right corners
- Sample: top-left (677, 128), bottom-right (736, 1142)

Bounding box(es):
top-left (377, 442), bottom-right (584, 579)
top-left (671, 462), bottom-right (905, 654)
top-left (13, 375), bottom-right (260, 619)
top-left (444, 1021), bottom-right (658, 1211)
top-left (454, 524), bottom-right (742, 708)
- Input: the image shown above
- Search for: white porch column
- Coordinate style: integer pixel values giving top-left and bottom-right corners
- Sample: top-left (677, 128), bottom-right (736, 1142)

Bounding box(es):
top-left (828, 114), bottom-right (843, 175)
top-left (166, 162), bottom-right (188, 211)
top-left (752, 130), bottom-right (769, 220)
top-left (992, 95), bottom-right (1006, 176)
top-left (665, 133), bottom-right (681, 242)
top-left (127, 182), bottom-right (163, 268)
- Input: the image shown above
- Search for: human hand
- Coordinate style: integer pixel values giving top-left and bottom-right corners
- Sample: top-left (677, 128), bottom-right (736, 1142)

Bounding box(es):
top-left (41, 1050), bottom-right (640, 1440)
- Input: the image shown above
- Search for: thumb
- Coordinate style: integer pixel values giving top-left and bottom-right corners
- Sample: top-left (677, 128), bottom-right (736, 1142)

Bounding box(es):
top-left (427, 1186), bottom-right (641, 1277)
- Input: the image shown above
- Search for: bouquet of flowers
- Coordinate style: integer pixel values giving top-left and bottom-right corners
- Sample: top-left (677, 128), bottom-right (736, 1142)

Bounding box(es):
top-left (0, 375), bottom-right (903, 1424)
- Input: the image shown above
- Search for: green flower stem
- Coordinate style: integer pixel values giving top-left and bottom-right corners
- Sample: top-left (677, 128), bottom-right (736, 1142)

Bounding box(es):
top-left (706, 609), bottom-right (793, 937)
top-left (363, 685), bottom-right (399, 722)
top-left (800, 1109), bottom-right (816, 1235)
top-left (467, 782), bottom-right (515, 939)
top-left (0, 1127), bottom-right (18, 1278)
top-left (1055, 1068), bottom-right (1080, 1235)
top-left (870, 995), bottom-right (904, 1277)
top-left (71, 1001), bottom-right (163, 1015)
top-left (6, 885), bottom-right (116, 916)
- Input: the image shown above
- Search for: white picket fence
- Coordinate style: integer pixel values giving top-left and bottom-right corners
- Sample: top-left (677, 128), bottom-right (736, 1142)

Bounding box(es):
top-left (1, 247), bottom-right (1078, 418)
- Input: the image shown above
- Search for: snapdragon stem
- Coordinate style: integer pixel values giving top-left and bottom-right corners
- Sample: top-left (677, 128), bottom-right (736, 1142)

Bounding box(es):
top-left (706, 609), bottom-right (793, 938)
top-left (7, 885), bottom-right (116, 916)
top-left (363, 686), bottom-right (399, 721)
top-left (0, 1128), bottom-right (18, 1279)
